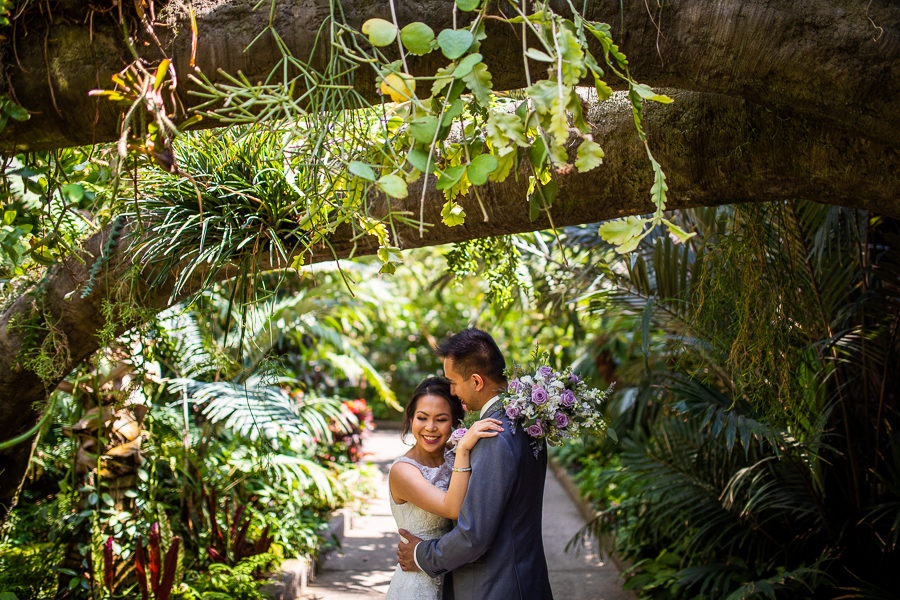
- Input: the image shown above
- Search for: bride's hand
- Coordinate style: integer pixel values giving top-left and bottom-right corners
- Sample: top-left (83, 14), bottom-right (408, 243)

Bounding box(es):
top-left (457, 418), bottom-right (503, 453)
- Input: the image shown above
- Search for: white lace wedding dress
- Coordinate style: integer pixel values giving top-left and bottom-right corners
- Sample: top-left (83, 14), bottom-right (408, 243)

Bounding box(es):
top-left (385, 451), bottom-right (453, 600)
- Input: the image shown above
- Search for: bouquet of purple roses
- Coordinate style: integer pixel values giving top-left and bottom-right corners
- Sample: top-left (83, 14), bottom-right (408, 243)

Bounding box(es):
top-left (500, 356), bottom-right (614, 456)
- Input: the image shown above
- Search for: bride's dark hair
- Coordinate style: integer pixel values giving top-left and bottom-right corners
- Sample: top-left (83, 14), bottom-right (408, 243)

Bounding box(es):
top-left (401, 376), bottom-right (465, 441)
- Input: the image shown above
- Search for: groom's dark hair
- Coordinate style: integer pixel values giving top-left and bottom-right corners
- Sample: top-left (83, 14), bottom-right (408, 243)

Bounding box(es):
top-left (436, 328), bottom-right (506, 383)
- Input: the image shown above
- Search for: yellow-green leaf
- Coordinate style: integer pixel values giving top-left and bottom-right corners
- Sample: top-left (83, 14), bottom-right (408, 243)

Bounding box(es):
top-left (362, 18), bottom-right (398, 47)
top-left (377, 174), bottom-right (408, 198)
top-left (599, 216), bottom-right (645, 246)
top-left (631, 83), bottom-right (673, 104)
top-left (662, 218), bottom-right (697, 244)
top-left (575, 140), bottom-right (604, 172)
top-left (441, 200), bottom-right (467, 226)
top-left (348, 161), bottom-right (377, 181)
top-left (486, 112), bottom-right (527, 149)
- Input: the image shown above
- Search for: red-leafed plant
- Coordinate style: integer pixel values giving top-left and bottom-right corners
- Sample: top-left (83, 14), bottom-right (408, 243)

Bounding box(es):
top-left (201, 486), bottom-right (273, 566)
top-left (134, 523), bottom-right (181, 600)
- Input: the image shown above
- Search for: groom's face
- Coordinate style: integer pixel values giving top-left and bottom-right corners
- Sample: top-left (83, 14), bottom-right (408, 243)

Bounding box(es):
top-left (443, 357), bottom-right (479, 411)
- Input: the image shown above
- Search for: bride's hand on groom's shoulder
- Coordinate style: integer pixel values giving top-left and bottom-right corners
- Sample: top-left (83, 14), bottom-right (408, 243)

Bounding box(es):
top-left (457, 418), bottom-right (504, 453)
top-left (397, 528), bottom-right (423, 572)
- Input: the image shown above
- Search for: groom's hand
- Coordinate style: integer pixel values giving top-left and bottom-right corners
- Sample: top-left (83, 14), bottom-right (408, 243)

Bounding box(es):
top-left (397, 528), bottom-right (423, 572)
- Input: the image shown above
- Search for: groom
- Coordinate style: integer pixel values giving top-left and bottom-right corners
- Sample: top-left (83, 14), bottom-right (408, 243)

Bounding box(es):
top-left (397, 328), bottom-right (553, 599)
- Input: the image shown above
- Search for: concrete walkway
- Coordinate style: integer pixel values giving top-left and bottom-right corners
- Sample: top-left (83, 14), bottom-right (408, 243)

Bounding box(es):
top-left (303, 429), bottom-right (633, 599)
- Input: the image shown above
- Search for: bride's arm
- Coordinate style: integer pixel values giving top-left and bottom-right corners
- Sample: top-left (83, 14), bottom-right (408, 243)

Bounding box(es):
top-left (390, 419), bottom-right (503, 520)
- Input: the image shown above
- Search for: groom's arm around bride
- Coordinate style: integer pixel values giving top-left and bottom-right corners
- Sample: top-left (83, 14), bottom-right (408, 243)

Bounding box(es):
top-left (398, 328), bottom-right (553, 600)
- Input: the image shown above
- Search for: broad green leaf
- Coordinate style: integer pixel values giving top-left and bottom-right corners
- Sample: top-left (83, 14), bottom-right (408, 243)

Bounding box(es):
top-left (406, 148), bottom-right (436, 173)
top-left (441, 99), bottom-right (465, 126)
top-left (377, 174), bottom-right (408, 199)
top-left (437, 29), bottom-right (474, 60)
top-left (453, 53), bottom-right (483, 79)
top-left (528, 136), bottom-right (548, 169)
top-left (575, 140), bottom-right (604, 172)
top-left (534, 180), bottom-right (558, 208)
top-left (400, 22), bottom-right (435, 55)
top-left (441, 199), bottom-right (467, 226)
top-left (409, 116), bottom-right (439, 144)
top-left (599, 216), bottom-right (645, 246)
top-left (379, 262), bottom-right (397, 274)
top-left (631, 83), bottom-right (673, 104)
top-left (362, 18), bottom-right (398, 47)
top-left (525, 48), bottom-right (554, 62)
top-left (2, 210), bottom-right (15, 226)
top-left (661, 218), bottom-right (696, 243)
top-left (462, 62), bottom-right (493, 106)
top-left (348, 161), bottom-right (376, 181)
top-left (61, 183), bottom-right (84, 201)
top-left (528, 193), bottom-right (540, 222)
top-left (5, 103), bottom-right (29, 121)
top-left (436, 164), bottom-right (467, 190)
top-left (466, 153), bottom-right (499, 185)
top-left (455, 0), bottom-right (480, 11)
top-left (486, 112), bottom-right (527, 148)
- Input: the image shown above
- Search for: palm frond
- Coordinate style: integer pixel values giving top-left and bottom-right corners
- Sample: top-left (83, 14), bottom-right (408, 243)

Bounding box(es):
top-left (169, 376), bottom-right (349, 447)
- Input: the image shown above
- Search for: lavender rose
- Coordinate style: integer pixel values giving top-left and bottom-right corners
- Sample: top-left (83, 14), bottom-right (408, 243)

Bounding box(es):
top-left (531, 386), bottom-right (549, 404)
top-left (506, 405), bottom-right (522, 419)
top-left (525, 421), bottom-right (544, 437)
top-left (554, 411), bottom-right (570, 428)
top-left (508, 379), bottom-right (520, 393)
top-left (538, 366), bottom-right (553, 380)
top-left (450, 428), bottom-right (467, 443)
top-left (560, 389), bottom-right (576, 407)
top-left (568, 373), bottom-right (581, 384)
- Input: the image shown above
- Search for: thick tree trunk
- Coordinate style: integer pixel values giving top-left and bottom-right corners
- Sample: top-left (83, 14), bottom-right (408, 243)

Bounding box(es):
top-left (2, 89), bottom-right (897, 514)
top-left (0, 1), bottom-right (898, 150)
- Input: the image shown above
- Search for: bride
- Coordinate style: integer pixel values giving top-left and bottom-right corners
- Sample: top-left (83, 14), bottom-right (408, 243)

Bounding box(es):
top-left (385, 376), bottom-right (502, 600)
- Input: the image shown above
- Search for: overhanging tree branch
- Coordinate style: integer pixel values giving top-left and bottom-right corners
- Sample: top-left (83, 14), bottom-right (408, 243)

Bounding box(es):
top-left (2, 89), bottom-right (898, 514)
top-left (1, 0), bottom-right (898, 150)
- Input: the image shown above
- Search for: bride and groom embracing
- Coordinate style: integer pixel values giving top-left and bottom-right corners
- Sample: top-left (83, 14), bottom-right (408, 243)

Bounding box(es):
top-left (386, 328), bottom-right (554, 600)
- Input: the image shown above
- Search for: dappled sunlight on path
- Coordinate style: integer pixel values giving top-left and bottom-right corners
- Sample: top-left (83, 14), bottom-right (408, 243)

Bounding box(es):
top-left (304, 428), bottom-right (633, 599)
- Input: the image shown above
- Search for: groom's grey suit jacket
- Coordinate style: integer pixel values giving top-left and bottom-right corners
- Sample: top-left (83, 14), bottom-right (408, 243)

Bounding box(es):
top-left (415, 404), bottom-right (553, 599)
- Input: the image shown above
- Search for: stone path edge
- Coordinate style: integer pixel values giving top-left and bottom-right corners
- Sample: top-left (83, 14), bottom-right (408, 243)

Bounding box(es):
top-left (547, 457), bottom-right (632, 576)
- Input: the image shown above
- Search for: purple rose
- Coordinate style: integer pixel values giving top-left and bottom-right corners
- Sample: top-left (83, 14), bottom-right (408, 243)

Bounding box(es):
top-left (554, 411), bottom-right (569, 428)
top-left (508, 379), bottom-right (520, 393)
top-left (531, 386), bottom-right (549, 404)
top-left (560, 389), bottom-right (576, 407)
top-left (506, 405), bottom-right (522, 419)
top-left (450, 428), bottom-right (467, 442)
top-left (538, 366), bottom-right (553, 380)
top-left (568, 373), bottom-right (581, 384)
top-left (525, 421), bottom-right (544, 437)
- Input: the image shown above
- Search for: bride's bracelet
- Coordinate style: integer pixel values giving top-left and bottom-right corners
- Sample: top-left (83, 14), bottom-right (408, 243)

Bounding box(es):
top-left (452, 466), bottom-right (472, 473)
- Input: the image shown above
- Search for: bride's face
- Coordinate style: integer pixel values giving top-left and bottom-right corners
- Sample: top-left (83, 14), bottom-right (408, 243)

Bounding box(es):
top-left (411, 394), bottom-right (454, 453)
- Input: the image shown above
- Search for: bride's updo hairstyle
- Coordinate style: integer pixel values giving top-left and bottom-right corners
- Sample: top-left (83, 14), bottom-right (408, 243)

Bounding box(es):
top-left (401, 376), bottom-right (465, 442)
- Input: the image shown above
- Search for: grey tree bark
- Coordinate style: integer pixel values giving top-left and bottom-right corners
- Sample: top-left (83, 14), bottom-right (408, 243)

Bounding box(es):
top-left (1, 0), bottom-right (899, 515)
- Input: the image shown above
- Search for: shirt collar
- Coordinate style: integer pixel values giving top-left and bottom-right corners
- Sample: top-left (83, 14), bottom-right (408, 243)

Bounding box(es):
top-left (479, 395), bottom-right (501, 419)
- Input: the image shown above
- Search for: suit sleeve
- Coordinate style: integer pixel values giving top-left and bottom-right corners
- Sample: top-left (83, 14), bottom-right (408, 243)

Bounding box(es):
top-left (414, 432), bottom-right (516, 577)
